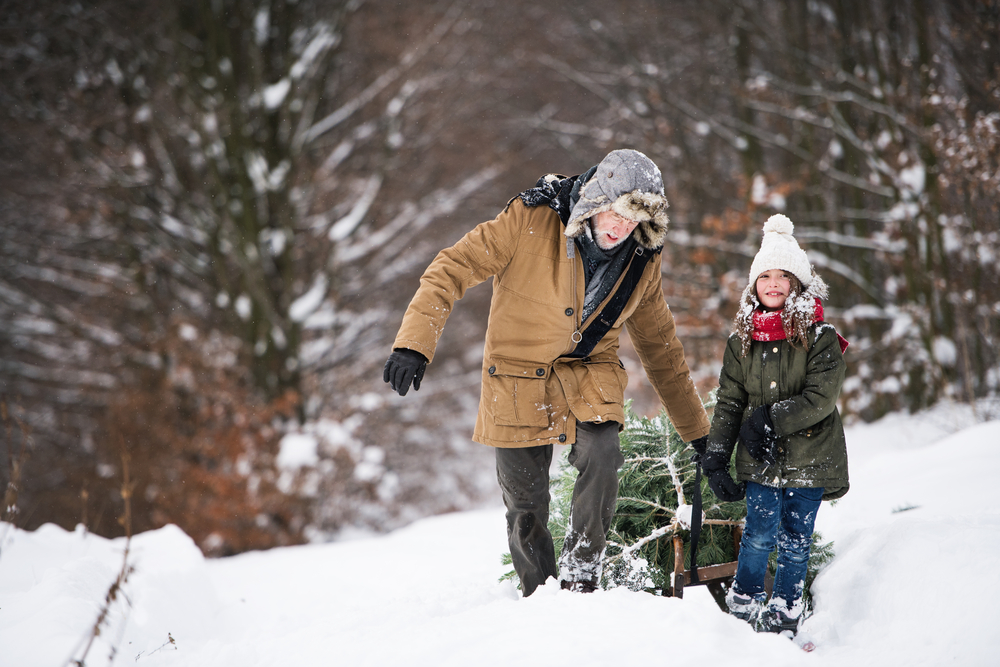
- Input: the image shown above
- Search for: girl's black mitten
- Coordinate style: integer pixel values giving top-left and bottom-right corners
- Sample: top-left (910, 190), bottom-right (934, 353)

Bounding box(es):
top-left (698, 446), bottom-right (746, 502)
top-left (383, 348), bottom-right (428, 396)
top-left (739, 406), bottom-right (777, 464)
top-left (705, 468), bottom-right (746, 502)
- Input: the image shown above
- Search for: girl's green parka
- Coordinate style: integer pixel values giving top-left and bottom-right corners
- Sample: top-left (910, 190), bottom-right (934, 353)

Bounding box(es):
top-left (707, 323), bottom-right (850, 501)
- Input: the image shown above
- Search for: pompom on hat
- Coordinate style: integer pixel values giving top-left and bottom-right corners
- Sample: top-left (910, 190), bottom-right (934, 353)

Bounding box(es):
top-left (748, 214), bottom-right (813, 287)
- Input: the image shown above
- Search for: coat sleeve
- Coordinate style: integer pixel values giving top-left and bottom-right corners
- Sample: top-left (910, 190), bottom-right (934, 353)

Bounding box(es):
top-left (392, 201), bottom-right (525, 362)
top-left (707, 336), bottom-right (748, 457)
top-left (769, 325), bottom-right (846, 436)
top-left (624, 254), bottom-right (710, 442)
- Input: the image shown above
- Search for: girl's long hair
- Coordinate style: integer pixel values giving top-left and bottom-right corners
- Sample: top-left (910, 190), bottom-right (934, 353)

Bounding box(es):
top-left (733, 271), bottom-right (829, 357)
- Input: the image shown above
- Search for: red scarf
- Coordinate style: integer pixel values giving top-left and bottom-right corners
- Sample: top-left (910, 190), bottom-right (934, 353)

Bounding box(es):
top-left (752, 297), bottom-right (849, 353)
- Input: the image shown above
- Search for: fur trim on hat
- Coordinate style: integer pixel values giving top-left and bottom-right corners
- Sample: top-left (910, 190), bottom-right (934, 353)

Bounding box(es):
top-left (748, 214), bottom-right (813, 286)
top-left (564, 191), bottom-right (669, 250)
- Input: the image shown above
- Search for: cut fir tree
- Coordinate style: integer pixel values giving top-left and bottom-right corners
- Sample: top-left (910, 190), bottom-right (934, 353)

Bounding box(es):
top-left (599, 397), bottom-right (745, 594)
top-left (501, 396), bottom-right (834, 613)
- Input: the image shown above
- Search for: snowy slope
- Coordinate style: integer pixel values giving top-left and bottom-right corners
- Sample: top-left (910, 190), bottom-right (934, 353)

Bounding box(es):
top-left (1, 404), bottom-right (998, 667)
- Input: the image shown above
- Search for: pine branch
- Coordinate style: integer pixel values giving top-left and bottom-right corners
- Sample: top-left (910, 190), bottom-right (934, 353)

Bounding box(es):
top-left (616, 496), bottom-right (677, 516)
top-left (605, 520), bottom-right (678, 565)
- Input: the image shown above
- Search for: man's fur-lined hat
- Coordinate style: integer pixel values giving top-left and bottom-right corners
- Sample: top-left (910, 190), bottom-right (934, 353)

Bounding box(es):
top-left (565, 149), bottom-right (669, 250)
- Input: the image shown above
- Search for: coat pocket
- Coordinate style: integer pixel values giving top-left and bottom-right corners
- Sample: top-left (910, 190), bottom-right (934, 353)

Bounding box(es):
top-left (581, 359), bottom-right (627, 406)
top-left (484, 358), bottom-right (550, 427)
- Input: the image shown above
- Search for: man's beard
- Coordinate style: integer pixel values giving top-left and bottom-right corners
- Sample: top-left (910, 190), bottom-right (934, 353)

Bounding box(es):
top-left (594, 230), bottom-right (629, 250)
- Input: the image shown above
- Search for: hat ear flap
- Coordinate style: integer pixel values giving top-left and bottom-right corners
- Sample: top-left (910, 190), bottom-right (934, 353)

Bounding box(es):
top-left (610, 191), bottom-right (669, 249)
top-left (632, 208), bottom-right (668, 249)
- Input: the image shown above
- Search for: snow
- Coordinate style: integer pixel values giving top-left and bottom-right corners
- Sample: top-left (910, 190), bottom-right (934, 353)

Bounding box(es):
top-left (288, 274), bottom-right (328, 322)
top-left (291, 28), bottom-right (337, 80)
top-left (899, 162), bottom-right (926, 195)
top-left (2, 404), bottom-right (999, 666)
top-left (234, 294), bottom-right (252, 320)
top-left (328, 174), bottom-right (383, 242)
top-left (932, 335), bottom-right (958, 366)
top-left (263, 79), bottom-right (291, 110)
top-left (276, 433), bottom-right (319, 469)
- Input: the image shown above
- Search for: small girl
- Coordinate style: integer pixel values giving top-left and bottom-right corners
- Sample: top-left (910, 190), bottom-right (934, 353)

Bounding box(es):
top-left (699, 214), bottom-right (850, 635)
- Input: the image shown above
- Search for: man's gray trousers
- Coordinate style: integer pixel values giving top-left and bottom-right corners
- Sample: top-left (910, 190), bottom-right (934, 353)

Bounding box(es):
top-left (495, 420), bottom-right (623, 596)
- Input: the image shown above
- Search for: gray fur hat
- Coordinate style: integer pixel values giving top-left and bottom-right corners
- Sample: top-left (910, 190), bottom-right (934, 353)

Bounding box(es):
top-left (566, 149), bottom-right (670, 250)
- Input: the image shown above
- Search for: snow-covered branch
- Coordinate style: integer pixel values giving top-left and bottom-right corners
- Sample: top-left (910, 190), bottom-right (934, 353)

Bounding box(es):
top-left (749, 70), bottom-right (920, 135)
top-left (605, 522), bottom-right (677, 564)
top-left (716, 112), bottom-right (898, 197)
top-left (302, 0), bottom-right (466, 144)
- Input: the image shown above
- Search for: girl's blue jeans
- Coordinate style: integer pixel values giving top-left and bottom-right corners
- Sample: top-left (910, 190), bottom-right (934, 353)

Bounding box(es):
top-left (734, 482), bottom-right (824, 606)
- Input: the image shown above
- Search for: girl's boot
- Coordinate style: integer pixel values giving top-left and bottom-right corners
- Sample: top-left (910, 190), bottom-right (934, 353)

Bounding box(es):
top-left (757, 596), bottom-right (804, 634)
top-left (725, 585), bottom-right (766, 623)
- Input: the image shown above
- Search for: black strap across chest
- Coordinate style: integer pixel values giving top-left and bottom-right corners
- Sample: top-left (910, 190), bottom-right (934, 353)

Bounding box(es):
top-left (564, 247), bottom-right (657, 359)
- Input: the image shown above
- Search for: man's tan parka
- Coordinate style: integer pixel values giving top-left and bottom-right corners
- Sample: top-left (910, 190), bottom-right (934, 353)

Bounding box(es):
top-left (392, 196), bottom-right (710, 448)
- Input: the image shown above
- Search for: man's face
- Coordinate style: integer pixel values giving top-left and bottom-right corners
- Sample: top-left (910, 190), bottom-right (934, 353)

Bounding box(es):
top-left (591, 210), bottom-right (638, 250)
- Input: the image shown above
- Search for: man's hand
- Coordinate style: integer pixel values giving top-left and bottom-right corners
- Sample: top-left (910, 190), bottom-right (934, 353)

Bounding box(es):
top-left (739, 406), bottom-right (777, 465)
top-left (688, 435), bottom-right (709, 464)
top-left (383, 349), bottom-right (428, 396)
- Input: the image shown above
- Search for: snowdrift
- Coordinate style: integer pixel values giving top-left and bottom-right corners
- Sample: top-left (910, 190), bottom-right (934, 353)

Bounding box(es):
top-left (1, 406), bottom-right (998, 666)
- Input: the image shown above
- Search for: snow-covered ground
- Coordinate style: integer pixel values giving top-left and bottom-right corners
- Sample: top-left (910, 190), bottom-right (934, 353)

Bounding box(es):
top-left (2, 402), bottom-right (998, 667)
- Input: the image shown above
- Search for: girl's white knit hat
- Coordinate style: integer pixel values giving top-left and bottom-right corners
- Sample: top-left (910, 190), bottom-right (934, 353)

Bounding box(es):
top-left (748, 214), bottom-right (813, 287)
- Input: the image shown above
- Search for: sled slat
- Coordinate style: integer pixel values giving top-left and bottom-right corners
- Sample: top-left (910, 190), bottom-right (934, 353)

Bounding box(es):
top-left (682, 561), bottom-right (737, 585)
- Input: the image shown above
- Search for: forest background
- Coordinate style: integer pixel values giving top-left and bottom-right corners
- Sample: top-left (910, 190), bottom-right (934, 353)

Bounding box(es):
top-left (1, 0), bottom-right (998, 556)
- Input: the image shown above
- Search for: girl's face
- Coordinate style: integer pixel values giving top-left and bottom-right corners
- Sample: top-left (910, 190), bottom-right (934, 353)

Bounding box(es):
top-left (756, 270), bottom-right (792, 310)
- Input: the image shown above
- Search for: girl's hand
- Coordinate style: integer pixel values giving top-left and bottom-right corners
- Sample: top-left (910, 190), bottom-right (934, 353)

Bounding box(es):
top-left (699, 445), bottom-right (747, 502)
top-left (739, 406), bottom-right (778, 465)
top-left (705, 468), bottom-right (746, 502)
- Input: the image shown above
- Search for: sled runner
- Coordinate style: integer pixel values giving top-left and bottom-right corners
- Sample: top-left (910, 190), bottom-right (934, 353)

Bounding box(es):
top-left (666, 523), bottom-right (775, 612)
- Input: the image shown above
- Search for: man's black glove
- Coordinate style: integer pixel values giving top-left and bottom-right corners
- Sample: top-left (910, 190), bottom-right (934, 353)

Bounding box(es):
top-left (739, 405), bottom-right (777, 465)
top-left (688, 435), bottom-right (709, 464)
top-left (699, 448), bottom-right (746, 502)
top-left (383, 348), bottom-right (428, 396)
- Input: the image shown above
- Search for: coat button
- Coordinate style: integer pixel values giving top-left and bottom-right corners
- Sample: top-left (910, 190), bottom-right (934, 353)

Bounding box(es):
top-left (488, 366), bottom-right (496, 375)
top-left (773, 346), bottom-right (778, 353)
top-left (536, 368), bottom-right (545, 377)
top-left (770, 381), bottom-right (777, 388)
top-left (558, 434), bottom-right (567, 443)
top-left (565, 308), bottom-right (574, 316)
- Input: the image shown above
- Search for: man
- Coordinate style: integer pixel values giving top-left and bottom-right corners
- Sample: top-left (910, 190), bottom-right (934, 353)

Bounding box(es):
top-left (384, 149), bottom-right (710, 596)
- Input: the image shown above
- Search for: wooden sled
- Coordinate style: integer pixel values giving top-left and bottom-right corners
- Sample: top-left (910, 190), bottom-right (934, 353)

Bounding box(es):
top-left (665, 522), bottom-right (773, 612)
